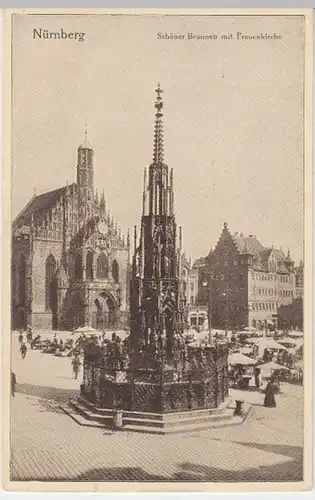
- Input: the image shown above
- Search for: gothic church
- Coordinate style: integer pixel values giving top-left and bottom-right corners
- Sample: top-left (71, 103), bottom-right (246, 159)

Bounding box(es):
top-left (12, 135), bottom-right (130, 331)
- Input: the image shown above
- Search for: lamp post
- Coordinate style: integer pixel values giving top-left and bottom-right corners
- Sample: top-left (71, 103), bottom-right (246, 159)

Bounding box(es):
top-left (222, 286), bottom-right (229, 338)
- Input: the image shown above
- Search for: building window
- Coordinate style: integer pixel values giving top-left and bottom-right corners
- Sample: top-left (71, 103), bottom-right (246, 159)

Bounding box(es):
top-left (75, 254), bottom-right (83, 280)
top-left (97, 253), bottom-right (108, 279)
top-left (190, 283), bottom-right (194, 291)
top-left (190, 296), bottom-right (195, 306)
top-left (19, 254), bottom-right (26, 305)
top-left (112, 259), bottom-right (119, 283)
top-left (45, 254), bottom-right (57, 311)
top-left (86, 251), bottom-right (93, 280)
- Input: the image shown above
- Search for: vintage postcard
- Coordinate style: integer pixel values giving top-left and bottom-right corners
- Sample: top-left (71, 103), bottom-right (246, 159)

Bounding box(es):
top-left (2, 8), bottom-right (313, 493)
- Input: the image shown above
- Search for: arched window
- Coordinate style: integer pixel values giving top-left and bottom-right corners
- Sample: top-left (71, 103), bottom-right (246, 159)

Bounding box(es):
top-left (112, 259), bottom-right (119, 283)
top-left (19, 255), bottom-right (26, 305)
top-left (45, 254), bottom-right (57, 311)
top-left (86, 251), bottom-right (93, 281)
top-left (97, 253), bottom-right (108, 279)
top-left (75, 254), bottom-right (83, 280)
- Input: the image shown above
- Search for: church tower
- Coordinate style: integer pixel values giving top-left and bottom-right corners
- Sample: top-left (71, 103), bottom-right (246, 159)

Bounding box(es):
top-left (77, 127), bottom-right (94, 223)
top-left (130, 84), bottom-right (183, 360)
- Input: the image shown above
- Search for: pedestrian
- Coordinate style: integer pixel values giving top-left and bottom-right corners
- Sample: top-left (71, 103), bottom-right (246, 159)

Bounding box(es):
top-left (26, 326), bottom-right (33, 344)
top-left (20, 342), bottom-right (27, 359)
top-left (18, 332), bottom-right (23, 344)
top-left (254, 367), bottom-right (262, 390)
top-left (264, 377), bottom-right (276, 407)
top-left (71, 354), bottom-right (81, 380)
top-left (11, 372), bottom-right (17, 397)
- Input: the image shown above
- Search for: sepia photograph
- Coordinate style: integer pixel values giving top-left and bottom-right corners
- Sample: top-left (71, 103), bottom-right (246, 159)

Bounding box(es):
top-left (2, 8), bottom-right (313, 492)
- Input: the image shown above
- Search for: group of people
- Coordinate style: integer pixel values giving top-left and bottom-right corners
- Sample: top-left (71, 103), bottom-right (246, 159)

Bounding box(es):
top-left (229, 364), bottom-right (280, 407)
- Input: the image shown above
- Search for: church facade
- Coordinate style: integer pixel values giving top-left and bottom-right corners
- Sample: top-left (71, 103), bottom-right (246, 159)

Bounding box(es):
top-left (12, 137), bottom-right (130, 331)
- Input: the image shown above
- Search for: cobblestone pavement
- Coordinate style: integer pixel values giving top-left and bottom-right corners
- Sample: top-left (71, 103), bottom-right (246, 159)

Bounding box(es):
top-left (10, 334), bottom-right (303, 482)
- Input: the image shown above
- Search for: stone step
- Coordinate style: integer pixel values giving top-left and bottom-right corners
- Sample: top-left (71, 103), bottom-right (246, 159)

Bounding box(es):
top-left (123, 405), bottom-right (229, 421)
top-left (75, 397), bottom-right (231, 421)
top-left (64, 397), bottom-right (252, 434)
top-left (62, 402), bottom-right (246, 434)
top-left (60, 404), bottom-right (106, 429)
top-left (69, 401), bottom-right (113, 423)
top-left (123, 416), bottom-right (245, 435)
top-left (77, 397), bottom-right (114, 416)
top-left (123, 411), bottom-right (233, 428)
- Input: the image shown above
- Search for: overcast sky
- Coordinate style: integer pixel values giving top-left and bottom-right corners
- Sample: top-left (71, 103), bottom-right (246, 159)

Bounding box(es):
top-left (12, 14), bottom-right (304, 263)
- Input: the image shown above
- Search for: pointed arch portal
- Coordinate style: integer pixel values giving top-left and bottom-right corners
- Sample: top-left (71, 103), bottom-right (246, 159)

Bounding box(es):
top-left (92, 291), bottom-right (118, 330)
top-left (45, 254), bottom-right (58, 329)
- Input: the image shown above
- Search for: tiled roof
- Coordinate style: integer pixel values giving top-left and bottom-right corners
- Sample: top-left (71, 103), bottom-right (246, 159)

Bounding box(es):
top-left (259, 248), bottom-right (272, 262)
top-left (13, 183), bottom-right (76, 227)
top-left (211, 226), bottom-right (293, 274)
top-left (192, 257), bottom-right (207, 269)
top-left (232, 234), bottom-right (264, 256)
top-left (273, 248), bottom-right (286, 261)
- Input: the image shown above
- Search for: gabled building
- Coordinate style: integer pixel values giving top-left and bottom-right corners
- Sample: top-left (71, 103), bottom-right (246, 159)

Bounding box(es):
top-left (196, 222), bottom-right (296, 331)
top-left (12, 134), bottom-right (130, 331)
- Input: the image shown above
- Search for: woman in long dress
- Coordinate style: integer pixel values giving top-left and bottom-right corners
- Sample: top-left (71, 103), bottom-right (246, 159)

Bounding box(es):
top-left (264, 378), bottom-right (276, 407)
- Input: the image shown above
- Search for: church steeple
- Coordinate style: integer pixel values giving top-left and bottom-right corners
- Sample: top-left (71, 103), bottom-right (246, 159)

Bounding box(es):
top-left (77, 127), bottom-right (94, 223)
top-left (99, 189), bottom-right (106, 218)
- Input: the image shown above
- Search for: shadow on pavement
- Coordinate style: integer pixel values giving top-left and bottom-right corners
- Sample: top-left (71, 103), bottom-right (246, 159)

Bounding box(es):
top-left (12, 452), bottom-right (303, 482)
top-left (74, 443), bottom-right (303, 481)
top-left (211, 440), bottom-right (303, 461)
top-left (15, 383), bottom-right (78, 404)
top-left (11, 440), bottom-right (303, 482)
